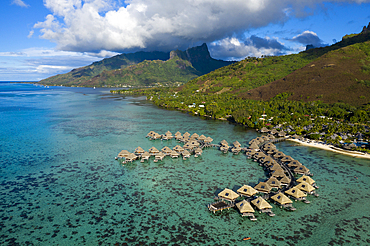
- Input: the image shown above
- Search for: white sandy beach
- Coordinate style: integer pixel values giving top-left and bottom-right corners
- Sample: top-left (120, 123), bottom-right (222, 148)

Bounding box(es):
top-left (287, 138), bottom-right (370, 159)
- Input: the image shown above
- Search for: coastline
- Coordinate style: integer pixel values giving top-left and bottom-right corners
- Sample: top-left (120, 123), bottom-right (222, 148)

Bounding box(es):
top-left (287, 138), bottom-right (370, 159)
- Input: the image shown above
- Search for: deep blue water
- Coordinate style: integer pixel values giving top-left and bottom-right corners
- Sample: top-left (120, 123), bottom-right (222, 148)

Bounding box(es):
top-left (1, 83), bottom-right (370, 245)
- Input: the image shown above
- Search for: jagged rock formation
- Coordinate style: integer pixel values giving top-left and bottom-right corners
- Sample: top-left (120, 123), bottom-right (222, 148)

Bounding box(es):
top-left (362, 22), bottom-right (370, 33)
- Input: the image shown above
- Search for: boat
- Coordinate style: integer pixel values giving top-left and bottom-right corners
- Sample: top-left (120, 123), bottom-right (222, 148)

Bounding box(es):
top-left (243, 237), bottom-right (251, 241)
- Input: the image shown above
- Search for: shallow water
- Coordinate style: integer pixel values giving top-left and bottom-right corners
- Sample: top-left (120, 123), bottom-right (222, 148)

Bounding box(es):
top-left (0, 83), bottom-right (369, 246)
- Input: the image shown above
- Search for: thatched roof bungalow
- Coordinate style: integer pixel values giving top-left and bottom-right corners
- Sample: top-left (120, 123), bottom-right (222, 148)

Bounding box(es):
top-left (134, 146), bottom-right (145, 155)
top-left (173, 145), bottom-right (184, 152)
top-left (285, 187), bottom-right (307, 200)
top-left (296, 175), bottom-right (316, 186)
top-left (236, 200), bottom-right (255, 213)
top-left (149, 147), bottom-right (160, 155)
top-left (237, 185), bottom-right (258, 197)
top-left (170, 150), bottom-right (180, 158)
top-left (295, 182), bottom-right (315, 193)
top-left (266, 177), bottom-right (281, 189)
top-left (118, 150), bottom-right (131, 158)
top-left (204, 137), bottom-right (213, 144)
top-left (161, 146), bottom-right (173, 155)
top-left (270, 193), bottom-right (293, 207)
top-left (254, 182), bottom-right (272, 194)
top-left (294, 165), bottom-right (310, 175)
top-left (218, 188), bottom-right (240, 202)
top-left (251, 197), bottom-right (273, 211)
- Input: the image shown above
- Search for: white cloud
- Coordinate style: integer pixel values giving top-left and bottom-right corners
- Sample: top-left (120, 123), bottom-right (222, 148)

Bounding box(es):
top-left (11, 0), bottom-right (29, 8)
top-left (290, 30), bottom-right (327, 47)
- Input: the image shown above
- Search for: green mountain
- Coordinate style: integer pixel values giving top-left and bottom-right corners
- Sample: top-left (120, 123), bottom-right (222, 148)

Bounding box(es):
top-left (39, 43), bottom-right (232, 87)
top-left (177, 31), bottom-right (370, 106)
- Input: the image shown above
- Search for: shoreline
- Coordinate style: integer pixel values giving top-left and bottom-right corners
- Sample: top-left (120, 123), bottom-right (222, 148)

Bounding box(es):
top-left (287, 138), bottom-right (370, 159)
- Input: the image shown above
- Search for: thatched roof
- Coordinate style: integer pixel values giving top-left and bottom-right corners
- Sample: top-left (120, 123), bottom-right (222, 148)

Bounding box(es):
top-left (236, 200), bottom-right (255, 213)
top-left (149, 147), bottom-right (159, 154)
top-left (278, 131), bottom-right (286, 137)
top-left (182, 150), bottom-right (191, 157)
top-left (194, 148), bottom-right (203, 154)
top-left (198, 135), bottom-right (207, 141)
top-left (271, 169), bottom-right (285, 176)
top-left (254, 182), bottom-right (272, 193)
top-left (249, 142), bottom-right (260, 150)
top-left (285, 187), bottom-right (307, 199)
top-left (173, 145), bottom-right (184, 152)
top-left (269, 163), bottom-right (283, 171)
top-left (146, 131), bottom-right (156, 137)
top-left (134, 146), bottom-right (145, 154)
top-left (220, 140), bottom-right (228, 146)
top-left (233, 141), bottom-right (241, 147)
top-left (260, 127), bottom-right (269, 133)
top-left (253, 152), bottom-right (266, 159)
top-left (170, 150), bottom-right (179, 157)
top-left (249, 139), bottom-right (260, 145)
top-left (266, 177), bottom-right (281, 188)
top-left (237, 185), bottom-right (258, 197)
top-left (218, 188), bottom-right (239, 201)
top-left (155, 152), bottom-right (165, 159)
top-left (174, 131), bottom-right (181, 136)
top-left (161, 146), bottom-right (172, 153)
top-left (280, 156), bottom-right (295, 162)
top-left (270, 129), bottom-right (278, 134)
top-left (273, 152), bottom-right (285, 158)
top-left (141, 152), bottom-right (151, 158)
top-left (251, 197), bottom-right (272, 210)
top-left (279, 175), bottom-right (291, 185)
top-left (204, 137), bottom-right (213, 143)
top-left (183, 132), bottom-right (190, 137)
top-left (165, 131), bottom-right (172, 136)
top-left (191, 133), bottom-right (199, 139)
top-left (295, 182), bottom-right (315, 193)
top-left (126, 153), bottom-right (138, 161)
top-left (270, 193), bottom-right (292, 205)
top-left (183, 142), bottom-right (195, 150)
top-left (287, 160), bottom-right (302, 167)
top-left (118, 150), bottom-right (131, 158)
top-left (296, 175), bottom-right (315, 185)
top-left (294, 165), bottom-right (310, 174)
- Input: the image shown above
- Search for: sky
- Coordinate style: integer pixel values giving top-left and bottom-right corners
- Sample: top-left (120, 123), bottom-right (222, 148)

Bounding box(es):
top-left (1, 0), bottom-right (370, 81)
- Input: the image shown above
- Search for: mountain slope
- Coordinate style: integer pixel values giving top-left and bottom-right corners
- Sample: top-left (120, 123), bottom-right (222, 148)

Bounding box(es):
top-left (39, 44), bottom-right (232, 87)
top-left (241, 35), bottom-right (370, 106)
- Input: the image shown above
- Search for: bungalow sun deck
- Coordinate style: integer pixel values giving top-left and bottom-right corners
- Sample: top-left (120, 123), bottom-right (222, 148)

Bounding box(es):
top-left (208, 201), bottom-right (235, 213)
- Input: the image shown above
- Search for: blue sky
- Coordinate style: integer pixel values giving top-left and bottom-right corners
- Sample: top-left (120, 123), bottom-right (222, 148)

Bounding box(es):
top-left (1, 0), bottom-right (370, 81)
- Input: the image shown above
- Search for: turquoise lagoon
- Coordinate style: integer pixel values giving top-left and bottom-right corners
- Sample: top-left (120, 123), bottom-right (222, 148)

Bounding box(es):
top-left (0, 83), bottom-right (369, 245)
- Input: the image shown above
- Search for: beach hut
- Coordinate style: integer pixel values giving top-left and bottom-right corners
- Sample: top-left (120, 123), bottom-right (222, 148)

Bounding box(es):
top-left (251, 197), bottom-right (274, 216)
top-left (270, 193), bottom-right (294, 210)
top-left (149, 147), bottom-right (160, 156)
top-left (295, 182), bottom-right (315, 194)
top-left (285, 187), bottom-right (307, 201)
top-left (218, 188), bottom-right (239, 202)
top-left (254, 182), bottom-right (272, 194)
top-left (173, 145), bottom-right (185, 152)
top-left (237, 185), bottom-right (258, 197)
top-left (118, 150), bottom-right (131, 158)
top-left (294, 165), bottom-right (310, 175)
top-left (296, 175), bottom-right (316, 186)
top-left (266, 177), bottom-right (281, 189)
top-left (140, 152), bottom-right (151, 162)
top-left (236, 200), bottom-right (256, 220)
top-left (161, 146), bottom-right (173, 155)
top-left (134, 146), bottom-right (145, 155)
top-left (170, 150), bottom-right (180, 158)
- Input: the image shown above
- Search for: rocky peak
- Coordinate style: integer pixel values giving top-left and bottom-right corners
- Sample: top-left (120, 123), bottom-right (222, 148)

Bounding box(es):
top-left (362, 22), bottom-right (370, 33)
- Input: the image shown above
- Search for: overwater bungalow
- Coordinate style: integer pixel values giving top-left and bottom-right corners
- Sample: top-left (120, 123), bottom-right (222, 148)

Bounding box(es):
top-left (251, 197), bottom-right (275, 216)
top-left (273, 151), bottom-right (285, 159)
top-left (146, 131), bottom-right (156, 138)
top-left (295, 182), bottom-right (316, 194)
top-left (270, 129), bottom-right (279, 135)
top-left (269, 163), bottom-right (283, 171)
top-left (270, 193), bottom-right (295, 210)
top-left (236, 200), bottom-right (257, 220)
top-left (173, 145), bottom-right (185, 152)
top-left (266, 134), bottom-right (275, 139)
top-left (191, 133), bottom-right (199, 139)
top-left (233, 141), bottom-right (241, 148)
top-left (255, 137), bottom-right (264, 143)
top-left (249, 142), bottom-right (260, 150)
top-left (261, 156), bottom-right (275, 165)
top-left (161, 146), bottom-right (173, 155)
top-left (266, 177), bottom-right (281, 189)
top-left (220, 145), bottom-right (229, 153)
top-left (249, 139), bottom-right (260, 146)
top-left (180, 136), bottom-right (190, 143)
top-left (189, 140), bottom-right (200, 147)
top-left (285, 187), bottom-right (308, 202)
top-left (204, 137), bottom-right (213, 144)
top-left (237, 185), bottom-right (258, 197)
top-left (183, 142), bottom-right (195, 150)
top-left (296, 175), bottom-right (318, 188)
top-left (194, 148), bottom-right (203, 157)
top-left (154, 152), bottom-right (165, 162)
top-left (125, 153), bottom-right (138, 163)
top-left (253, 152), bottom-right (266, 160)
top-left (183, 132), bottom-right (191, 138)
top-left (198, 134), bottom-right (207, 141)
top-left (231, 146), bottom-right (242, 154)
top-left (218, 188), bottom-right (240, 202)
top-left (254, 182), bottom-right (272, 194)
top-left (182, 150), bottom-right (191, 159)
top-left (174, 131), bottom-right (181, 136)
top-left (174, 132), bottom-right (182, 140)
top-left (140, 152), bottom-right (151, 162)
top-left (277, 175), bottom-right (291, 186)
top-left (260, 136), bottom-right (270, 142)
top-left (162, 131), bottom-right (173, 140)
top-left (293, 165), bottom-right (310, 175)
top-left (134, 146), bottom-right (145, 156)
top-left (220, 140), bottom-right (229, 146)
top-left (287, 160), bottom-right (303, 168)
top-left (149, 147), bottom-right (160, 156)
top-left (278, 131), bottom-right (287, 137)
top-left (271, 169), bottom-right (285, 177)
top-left (170, 150), bottom-right (180, 158)
top-left (280, 156), bottom-right (295, 163)
top-left (117, 150), bottom-right (131, 158)
top-left (260, 127), bottom-right (269, 133)
top-left (151, 132), bottom-right (162, 140)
